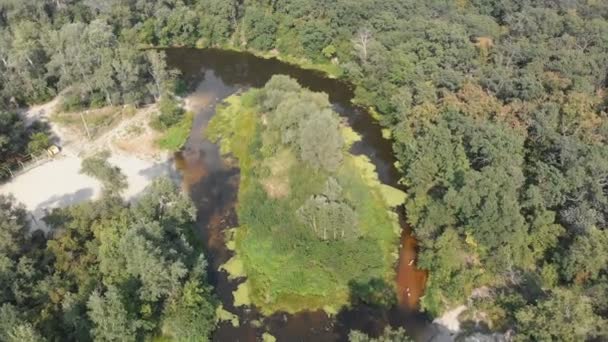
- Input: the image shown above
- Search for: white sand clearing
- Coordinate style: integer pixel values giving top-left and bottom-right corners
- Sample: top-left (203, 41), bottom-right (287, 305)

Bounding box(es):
top-left (0, 151), bottom-right (177, 231)
top-left (1, 98), bottom-right (178, 232)
top-left (0, 155), bottom-right (101, 230)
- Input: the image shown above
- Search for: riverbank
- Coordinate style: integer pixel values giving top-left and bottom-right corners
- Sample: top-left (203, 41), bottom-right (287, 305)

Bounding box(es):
top-left (221, 46), bottom-right (342, 78)
top-left (151, 43), bottom-right (342, 79)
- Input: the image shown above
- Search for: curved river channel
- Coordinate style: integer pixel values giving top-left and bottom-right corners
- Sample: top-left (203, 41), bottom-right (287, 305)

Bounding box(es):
top-left (165, 48), bottom-right (448, 342)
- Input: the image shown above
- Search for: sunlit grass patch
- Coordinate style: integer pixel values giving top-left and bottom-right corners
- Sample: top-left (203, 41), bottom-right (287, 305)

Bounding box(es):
top-left (157, 111), bottom-right (193, 150)
top-left (262, 332), bottom-right (277, 342)
top-left (341, 124), bottom-right (362, 149)
top-left (233, 281), bottom-right (252, 307)
top-left (216, 305), bottom-right (240, 327)
top-left (219, 255), bottom-right (246, 280)
top-left (52, 105), bottom-right (136, 139)
top-left (260, 148), bottom-right (295, 198)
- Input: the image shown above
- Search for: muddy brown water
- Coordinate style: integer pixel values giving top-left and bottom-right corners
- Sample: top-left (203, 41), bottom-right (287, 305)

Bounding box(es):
top-left (166, 48), bottom-right (449, 342)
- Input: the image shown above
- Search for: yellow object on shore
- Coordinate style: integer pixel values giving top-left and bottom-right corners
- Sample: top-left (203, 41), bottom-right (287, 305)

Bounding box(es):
top-left (46, 145), bottom-right (60, 157)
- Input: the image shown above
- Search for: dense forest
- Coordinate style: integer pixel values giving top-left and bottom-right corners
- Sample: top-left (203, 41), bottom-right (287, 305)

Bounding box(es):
top-left (0, 154), bottom-right (217, 341)
top-left (1, 0), bottom-right (608, 340)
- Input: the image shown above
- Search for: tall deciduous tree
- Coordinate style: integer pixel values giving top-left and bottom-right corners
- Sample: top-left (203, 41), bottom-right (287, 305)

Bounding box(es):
top-left (298, 109), bottom-right (344, 172)
top-left (87, 287), bottom-right (139, 342)
top-left (145, 50), bottom-right (175, 101)
top-left (515, 288), bottom-right (605, 341)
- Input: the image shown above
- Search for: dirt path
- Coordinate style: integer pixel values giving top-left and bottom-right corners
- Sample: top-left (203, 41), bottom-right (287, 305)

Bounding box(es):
top-left (1, 98), bottom-right (178, 231)
top-left (433, 305), bottom-right (467, 333)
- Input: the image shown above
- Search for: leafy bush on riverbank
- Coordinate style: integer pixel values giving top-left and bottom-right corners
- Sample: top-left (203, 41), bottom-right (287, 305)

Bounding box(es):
top-left (157, 111), bottom-right (193, 151)
top-left (150, 93), bottom-right (193, 151)
top-left (208, 76), bottom-right (402, 314)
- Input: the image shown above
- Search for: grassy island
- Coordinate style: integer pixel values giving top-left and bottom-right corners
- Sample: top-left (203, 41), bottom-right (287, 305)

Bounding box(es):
top-left (207, 75), bottom-right (405, 314)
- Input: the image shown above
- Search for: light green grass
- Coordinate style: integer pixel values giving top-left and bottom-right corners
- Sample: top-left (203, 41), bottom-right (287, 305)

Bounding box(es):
top-left (233, 281), bottom-right (252, 307)
top-left (157, 112), bottom-right (193, 150)
top-left (215, 44), bottom-right (342, 78)
top-left (341, 125), bottom-right (362, 149)
top-left (262, 333), bottom-right (277, 342)
top-left (219, 256), bottom-right (245, 280)
top-left (216, 305), bottom-right (240, 327)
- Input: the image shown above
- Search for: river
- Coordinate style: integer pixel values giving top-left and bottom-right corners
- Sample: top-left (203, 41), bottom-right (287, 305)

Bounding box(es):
top-left (166, 48), bottom-right (448, 342)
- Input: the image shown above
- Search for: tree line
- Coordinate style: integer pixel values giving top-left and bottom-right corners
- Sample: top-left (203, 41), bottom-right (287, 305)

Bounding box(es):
top-left (0, 1), bottom-right (178, 110)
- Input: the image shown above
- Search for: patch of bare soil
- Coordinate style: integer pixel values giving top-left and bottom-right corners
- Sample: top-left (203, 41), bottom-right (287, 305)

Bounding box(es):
top-left (113, 128), bottom-right (162, 160)
top-left (108, 106), bottom-right (165, 160)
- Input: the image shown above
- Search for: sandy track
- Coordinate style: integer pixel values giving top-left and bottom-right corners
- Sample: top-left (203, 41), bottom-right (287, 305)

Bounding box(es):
top-left (0, 99), bottom-right (179, 231)
top-left (433, 305), bottom-right (467, 332)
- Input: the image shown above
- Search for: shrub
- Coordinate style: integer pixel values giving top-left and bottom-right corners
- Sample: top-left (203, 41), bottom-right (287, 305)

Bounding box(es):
top-left (27, 132), bottom-right (50, 155)
top-left (157, 112), bottom-right (193, 151)
top-left (151, 96), bottom-right (185, 130)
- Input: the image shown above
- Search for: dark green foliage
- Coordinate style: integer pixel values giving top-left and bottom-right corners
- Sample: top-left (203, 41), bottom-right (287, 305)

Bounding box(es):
top-left (151, 95), bottom-right (185, 130)
top-left (80, 151), bottom-right (127, 195)
top-left (0, 304), bottom-right (45, 342)
top-left (171, 78), bottom-right (189, 97)
top-left (0, 111), bottom-right (29, 177)
top-left (349, 278), bottom-right (396, 309)
top-left (0, 111), bottom-right (51, 179)
top-left (162, 266), bottom-right (218, 342)
top-left (561, 228), bottom-right (608, 282)
top-left (196, 0), bottom-right (239, 46)
top-left (156, 6), bottom-right (200, 47)
top-left (299, 21), bottom-right (331, 60)
top-left (0, 195), bottom-right (29, 258)
top-left (0, 6), bottom-right (180, 109)
top-left (0, 178), bottom-right (216, 341)
top-left (0, 111), bottom-right (27, 157)
top-left (87, 287), bottom-right (139, 342)
top-left (26, 132), bottom-right (50, 155)
top-left (515, 288), bottom-right (605, 341)
top-left (244, 7), bottom-right (278, 51)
